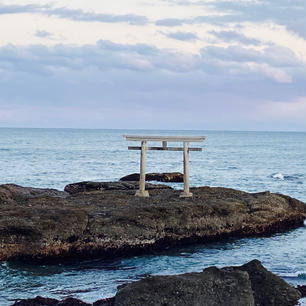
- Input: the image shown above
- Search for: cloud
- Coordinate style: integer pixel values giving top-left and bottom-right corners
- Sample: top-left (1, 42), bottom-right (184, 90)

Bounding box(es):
top-left (44, 7), bottom-right (148, 25)
top-left (0, 4), bottom-right (148, 25)
top-left (156, 0), bottom-right (305, 38)
top-left (155, 18), bottom-right (187, 27)
top-left (0, 40), bottom-right (305, 130)
top-left (0, 4), bottom-right (48, 14)
top-left (257, 97), bottom-right (306, 121)
top-left (210, 30), bottom-right (260, 45)
top-left (162, 31), bottom-right (198, 41)
top-left (213, 0), bottom-right (305, 38)
top-left (200, 45), bottom-right (303, 68)
top-left (35, 30), bottom-right (54, 38)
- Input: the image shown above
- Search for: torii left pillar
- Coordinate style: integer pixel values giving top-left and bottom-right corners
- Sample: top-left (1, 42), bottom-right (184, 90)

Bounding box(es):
top-left (135, 140), bottom-right (149, 197)
top-left (180, 141), bottom-right (192, 198)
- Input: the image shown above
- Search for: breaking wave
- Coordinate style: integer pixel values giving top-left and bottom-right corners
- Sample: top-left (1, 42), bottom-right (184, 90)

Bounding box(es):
top-left (270, 173), bottom-right (304, 182)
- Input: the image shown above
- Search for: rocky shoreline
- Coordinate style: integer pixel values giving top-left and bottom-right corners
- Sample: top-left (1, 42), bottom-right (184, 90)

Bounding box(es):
top-left (0, 181), bottom-right (305, 263)
top-left (10, 260), bottom-right (305, 306)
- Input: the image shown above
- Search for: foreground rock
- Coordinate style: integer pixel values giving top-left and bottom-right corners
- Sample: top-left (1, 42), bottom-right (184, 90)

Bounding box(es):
top-left (297, 285), bottom-right (306, 297)
top-left (12, 296), bottom-right (92, 306)
top-left (11, 260), bottom-right (302, 306)
top-left (0, 182), bottom-right (305, 262)
top-left (120, 172), bottom-right (184, 183)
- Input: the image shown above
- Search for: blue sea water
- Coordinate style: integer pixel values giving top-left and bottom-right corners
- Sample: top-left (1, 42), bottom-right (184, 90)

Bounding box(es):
top-left (0, 128), bottom-right (305, 305)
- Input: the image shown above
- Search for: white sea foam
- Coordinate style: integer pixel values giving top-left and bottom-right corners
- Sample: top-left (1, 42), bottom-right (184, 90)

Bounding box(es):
top-left (272, 172), bottom-right (285, 180)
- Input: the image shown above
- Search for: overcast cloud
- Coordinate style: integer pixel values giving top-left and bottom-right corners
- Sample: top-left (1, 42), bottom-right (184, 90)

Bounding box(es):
top-left (0, 0), bottom-right (305, 130)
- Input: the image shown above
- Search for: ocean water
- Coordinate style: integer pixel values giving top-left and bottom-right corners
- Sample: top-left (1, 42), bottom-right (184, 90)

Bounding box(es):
top-left (0, 128), bottom-right (305, 305)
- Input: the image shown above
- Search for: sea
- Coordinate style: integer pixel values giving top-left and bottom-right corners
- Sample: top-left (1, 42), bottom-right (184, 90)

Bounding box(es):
top-left (0, 128), bottom-right (305, 305)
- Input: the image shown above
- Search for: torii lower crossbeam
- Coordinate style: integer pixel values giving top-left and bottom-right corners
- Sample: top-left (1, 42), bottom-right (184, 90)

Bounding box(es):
top-left (124, 135), bottom-right (206, 198)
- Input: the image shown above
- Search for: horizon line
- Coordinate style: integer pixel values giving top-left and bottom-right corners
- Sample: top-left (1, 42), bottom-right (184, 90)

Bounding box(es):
top-left (0, 126), bottom-right (305, 133)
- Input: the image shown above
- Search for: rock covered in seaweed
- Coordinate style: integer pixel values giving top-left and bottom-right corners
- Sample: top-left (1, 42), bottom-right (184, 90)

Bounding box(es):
top-left (0, 182), bottom-right (305, 262)
top-left (64, 181), bottom-right (171, 195)
top-left (119, 172), bottom-right (184, 182)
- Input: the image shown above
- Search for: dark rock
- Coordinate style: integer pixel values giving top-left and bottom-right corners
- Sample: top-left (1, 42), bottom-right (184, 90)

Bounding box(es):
top-left (12, 296), bottom-right (59, 306)
top-left (9, 261), bottom-right (303, 306)
top-left (11, 296), bottom-right (92, 306)
top-left (114, 260), bottom-right (301, 306)
top-left (57, 298), bottom-right (91, 306)
top-left (93, 297), bottom-right (115, 306)
top-left (115, 266), bottom-right (254, 306)
top-left (0, 184), bottom-right (305, 262)
top-left (296, 285), bottom-right (306, 297)
top-left (64, 181), bottom-right (171, 195)
top-left (0, 184), bottom-right (68, 205)
top-left (229, 260), bottom-right (301, 306)
top-left (120, 172), bottom-right (184, 183)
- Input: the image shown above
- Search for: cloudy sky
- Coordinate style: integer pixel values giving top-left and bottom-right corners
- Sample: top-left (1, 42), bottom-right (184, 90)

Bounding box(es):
top-left (0, 0), bottom-right (305, 131)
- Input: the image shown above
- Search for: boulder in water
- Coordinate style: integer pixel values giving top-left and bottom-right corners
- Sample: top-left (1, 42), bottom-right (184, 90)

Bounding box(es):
top-left (119, 172), bottom-right (184, 183)
top-left (64, 181), bottom-right (172, 195)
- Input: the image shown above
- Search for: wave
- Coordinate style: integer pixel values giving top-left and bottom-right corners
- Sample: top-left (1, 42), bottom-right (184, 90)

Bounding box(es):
top-left (270, 173), bottom-right (304, 182)
top-left (271, 173), bottom-right (285, 180)
top-left (298, 273), bottom-right (306, 280)
top-left (282, 272), bottom-right (306, 280)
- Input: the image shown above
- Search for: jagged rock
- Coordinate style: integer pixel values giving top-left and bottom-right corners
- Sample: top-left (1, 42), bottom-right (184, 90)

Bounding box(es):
top-left (64, 181), bottom-right (172, 195)
top-left (9, 261), bottom-right (303, 306)
top-left (0, 183), bottom-right (305, 262)
top-left (93, 297), bottom-right (115, 306)
top-left (0, 184), bottom-right (68, 205)
top-left (12, 296), bottom-right (59, 306)
top-left (120, 172), bottom-right (184, 183)
top-left (229, 260), bottom-right (302, 306)
top-left (114, 260), bottom-right (301, 306)
top-left (12, 296), bottom-right (91, 306)
top-left (115, 266), bottom-right (254, 306)
top-left (296, 285), bottom-right (306, 297)
top-left (57, 298), bottom-right (91, 306)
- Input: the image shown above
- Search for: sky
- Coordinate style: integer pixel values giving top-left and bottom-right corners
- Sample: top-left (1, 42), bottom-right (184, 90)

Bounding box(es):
top-left (0, 0), bottom-right (305, 131)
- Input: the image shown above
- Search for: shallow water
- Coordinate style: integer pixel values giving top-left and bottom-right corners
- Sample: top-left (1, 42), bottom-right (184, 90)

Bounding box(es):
top-left (0, 128), bottom-right (305, 305)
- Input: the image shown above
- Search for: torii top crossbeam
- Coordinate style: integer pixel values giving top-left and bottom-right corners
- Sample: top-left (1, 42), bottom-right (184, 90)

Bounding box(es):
top-left (124, 135), bottom-right (206, 142)
top-left (123, 134), bottom-right (206, 197)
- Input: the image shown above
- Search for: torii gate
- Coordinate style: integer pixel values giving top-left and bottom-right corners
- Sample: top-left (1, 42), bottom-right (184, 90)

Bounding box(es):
top-left (124, 135), bottom-right (206, 197)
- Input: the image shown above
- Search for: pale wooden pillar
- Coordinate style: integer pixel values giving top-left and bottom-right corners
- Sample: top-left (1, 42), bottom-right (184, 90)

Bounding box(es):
top-left (136, 140), bottom-right (149, 197)
top-left (180, 141), bottom-right (193, 197)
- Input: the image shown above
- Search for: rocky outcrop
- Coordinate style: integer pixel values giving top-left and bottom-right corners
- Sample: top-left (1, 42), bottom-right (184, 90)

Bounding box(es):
top-left (10, 260), bottom-right (302, 306)
top-left (0, 183), bottom-right (305, 262)
top-left (115, 266), bottom-right (254, 306)
top-left (296, 285), bottom-right (306, 298)
top-left (229, 260), bottom-right (301, 306)
top-left (64, 181), bottom-right (171, 195)
top-left (114, 260), bottom-right (301, 306)
top-left (12, 296), bottom-right (91, 306)
top-left (0, 184), bottom-right (68, 205)
top-left (119, 172), bottom-right (184, 183)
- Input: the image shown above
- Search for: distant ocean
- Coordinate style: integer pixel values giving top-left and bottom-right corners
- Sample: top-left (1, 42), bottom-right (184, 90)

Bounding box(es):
top-left (0, 128), bottom-right (305, 305)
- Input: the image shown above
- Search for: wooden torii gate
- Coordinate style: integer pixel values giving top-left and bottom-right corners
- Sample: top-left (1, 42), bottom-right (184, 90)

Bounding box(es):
top-left (124, 135), bottom-right (206, 197)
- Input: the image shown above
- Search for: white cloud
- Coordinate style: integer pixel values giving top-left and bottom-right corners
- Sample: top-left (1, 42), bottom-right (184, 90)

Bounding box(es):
top-left (257, 97), bottom-right (306, 121)
top-left (248, 63), bottom-right (292, 83)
